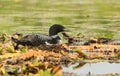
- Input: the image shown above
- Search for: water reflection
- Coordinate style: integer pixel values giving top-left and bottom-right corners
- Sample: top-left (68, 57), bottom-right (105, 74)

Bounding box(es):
top-left (73, 62), bottom-right (86, 70)
top-left (62, 62), bottom-right (120, 75)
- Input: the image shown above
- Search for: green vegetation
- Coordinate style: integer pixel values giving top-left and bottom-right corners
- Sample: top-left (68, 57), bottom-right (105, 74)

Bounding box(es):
top-left (92, 29), bottom-right (114, 38)
top-left (115, 52), bottom-right (120, 58)
top-left (38, 69), bottom-right (55, 76)
top-left (21, 48), bottom-right (28, 53)
top-left (0, 0), bottom-right (119, 39)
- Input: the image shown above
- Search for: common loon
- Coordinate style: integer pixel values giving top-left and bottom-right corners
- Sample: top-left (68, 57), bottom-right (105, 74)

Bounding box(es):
top-left (12, 24), bottom-right (66, 50)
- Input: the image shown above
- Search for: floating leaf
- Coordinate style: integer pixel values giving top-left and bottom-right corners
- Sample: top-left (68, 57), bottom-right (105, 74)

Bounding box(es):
top-left (33, 61), bottom-right (41, 66)
top-left (0, 47), bottom-right (2, 52)
top-left (21, 48), bottom-right (28, 53)
top-left (51, 65), bottom-right (62, 74)
top-left (1, 67), bottom-right (6, 75)
top-left (73, 62), bottom-right (86, 69)
top-left (6, 46), bottom-right (15, 53)
top-left (38, 69), bottom-right (54, 76)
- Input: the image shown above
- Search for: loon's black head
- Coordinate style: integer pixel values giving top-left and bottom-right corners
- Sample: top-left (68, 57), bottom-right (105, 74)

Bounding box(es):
top-left (49, 24), bottom-right (66, 36)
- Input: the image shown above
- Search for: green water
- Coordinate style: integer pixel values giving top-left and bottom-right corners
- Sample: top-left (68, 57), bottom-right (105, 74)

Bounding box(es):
top-left (0, 0), bottom-right (120, 39)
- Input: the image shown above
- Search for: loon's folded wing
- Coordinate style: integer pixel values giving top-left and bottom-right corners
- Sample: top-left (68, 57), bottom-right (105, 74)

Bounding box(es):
top-left (18, 34), bottom-right (52, 46)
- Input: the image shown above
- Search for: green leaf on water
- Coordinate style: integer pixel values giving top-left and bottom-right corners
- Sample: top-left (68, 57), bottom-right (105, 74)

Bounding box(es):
top-left (38, 69), bottom-right (54, 76)
top-left (33, 61), bottom-right (41, 66)
top-left (0, 47), bottom-right (2, 52)
top-left (21, 48), bottom-right (28, 53)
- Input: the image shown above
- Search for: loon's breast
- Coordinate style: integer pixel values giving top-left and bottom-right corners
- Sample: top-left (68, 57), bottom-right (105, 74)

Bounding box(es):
top-left (46, 35), bottom-right (62, 45)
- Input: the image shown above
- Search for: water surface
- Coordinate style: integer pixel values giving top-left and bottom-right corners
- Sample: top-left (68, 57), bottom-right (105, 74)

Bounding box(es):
top-left (62, 62), bottom-right (120, 75)
top-left (0, 0), bottom-right (120, 39)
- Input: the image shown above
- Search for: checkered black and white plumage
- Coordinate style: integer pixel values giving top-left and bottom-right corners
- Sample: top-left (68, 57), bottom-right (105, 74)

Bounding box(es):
top-left (12, 24), bottom-right (66, 50)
